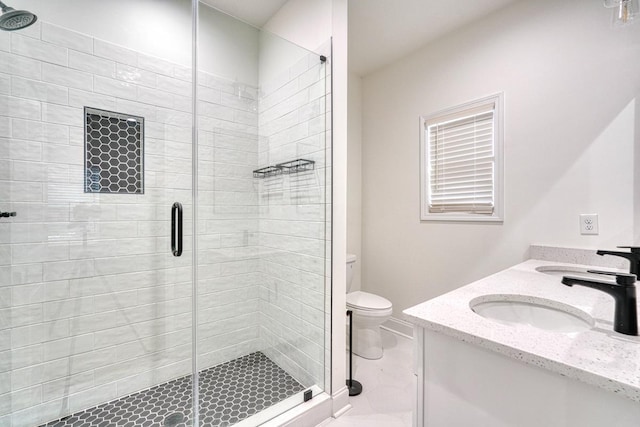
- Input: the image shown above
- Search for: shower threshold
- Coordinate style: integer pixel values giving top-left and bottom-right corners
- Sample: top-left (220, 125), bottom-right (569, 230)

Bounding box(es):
top-left (40, 352), bottom-right (305, 427)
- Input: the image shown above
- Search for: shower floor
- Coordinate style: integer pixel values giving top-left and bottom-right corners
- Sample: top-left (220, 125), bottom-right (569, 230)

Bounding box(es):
top-left (41, 352), bottom-right (305, 427)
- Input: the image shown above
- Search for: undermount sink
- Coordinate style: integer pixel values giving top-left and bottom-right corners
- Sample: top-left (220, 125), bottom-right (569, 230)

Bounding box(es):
top-left (535, 265), bottom-right (613, 280)
top-left (470, 295), bottom-right (594, 333)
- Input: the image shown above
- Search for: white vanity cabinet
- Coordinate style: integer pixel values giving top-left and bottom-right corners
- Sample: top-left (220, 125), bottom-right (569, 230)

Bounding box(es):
top-left (405, 258), bottom-right (640, 427)
top-left (412, 326), bottom-right (640, 427)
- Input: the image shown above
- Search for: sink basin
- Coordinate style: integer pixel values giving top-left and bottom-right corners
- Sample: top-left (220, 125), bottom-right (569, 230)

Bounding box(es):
top-left (535, 265), bottom-right (613, 280)
top-left (470, 295), bottom-right (594, 333)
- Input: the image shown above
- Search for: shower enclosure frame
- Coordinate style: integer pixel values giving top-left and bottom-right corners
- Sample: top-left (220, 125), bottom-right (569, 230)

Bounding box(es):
top-left (190, 2), bottom-right (201, 425)
top-left (0, 0), bottom-right (333, 425)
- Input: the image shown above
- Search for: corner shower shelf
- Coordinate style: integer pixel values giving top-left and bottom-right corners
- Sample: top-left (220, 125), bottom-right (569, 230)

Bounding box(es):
top-left (253, 159), bottom-right (315, 178)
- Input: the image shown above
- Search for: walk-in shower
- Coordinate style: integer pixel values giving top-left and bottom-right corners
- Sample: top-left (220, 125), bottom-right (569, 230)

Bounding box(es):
top-left (0, 1), bottom-right (332, 426)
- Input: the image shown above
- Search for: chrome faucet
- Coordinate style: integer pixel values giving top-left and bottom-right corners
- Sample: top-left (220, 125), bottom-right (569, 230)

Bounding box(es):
top-left (561, 270), bottom-right (638, 336)
top-left (596, 246), bottom-right (640, 276)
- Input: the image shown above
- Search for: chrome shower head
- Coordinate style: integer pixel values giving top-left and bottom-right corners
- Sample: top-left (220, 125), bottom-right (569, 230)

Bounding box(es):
top-left (0, 1), bottom-right (37, 31)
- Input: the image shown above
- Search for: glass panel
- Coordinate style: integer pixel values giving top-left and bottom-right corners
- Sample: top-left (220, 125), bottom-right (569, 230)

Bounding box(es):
top-left (0, 1), bottom-right (194, 426)
top-left (255, 29), bottom-right (331, 397)
top-left (195, 3), bottom-right (331, 425)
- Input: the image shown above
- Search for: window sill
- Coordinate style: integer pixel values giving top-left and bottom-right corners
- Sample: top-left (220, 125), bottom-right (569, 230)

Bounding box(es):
top-left (420, 213), bottom-right (504, 223)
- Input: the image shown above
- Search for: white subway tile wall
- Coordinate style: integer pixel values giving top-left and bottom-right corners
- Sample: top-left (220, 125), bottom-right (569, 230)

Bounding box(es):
top-left (1, 21), bottom-right (195, 427)
top-left (0, 22), bottom-right (212, 427)
top-left (195, 58), bottom-right (261, 373)
top-left (0, 20), bottom-right (330, 427)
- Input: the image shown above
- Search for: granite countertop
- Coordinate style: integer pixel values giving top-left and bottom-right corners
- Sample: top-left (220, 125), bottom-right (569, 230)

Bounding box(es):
top-left (403, 259), bottom-right (640, 402)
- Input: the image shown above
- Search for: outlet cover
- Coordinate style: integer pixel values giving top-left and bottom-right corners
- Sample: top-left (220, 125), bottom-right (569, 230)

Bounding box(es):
top-left (580, 214), bottom-right (599, 235)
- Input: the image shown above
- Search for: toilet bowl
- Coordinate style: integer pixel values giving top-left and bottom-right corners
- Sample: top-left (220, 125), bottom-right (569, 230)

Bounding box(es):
top-left (346, 254), bottom-right (393, 360)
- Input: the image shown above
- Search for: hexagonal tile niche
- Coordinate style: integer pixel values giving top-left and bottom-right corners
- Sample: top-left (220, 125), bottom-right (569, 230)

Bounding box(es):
top-left (85, 107), bottom-right (144, 194)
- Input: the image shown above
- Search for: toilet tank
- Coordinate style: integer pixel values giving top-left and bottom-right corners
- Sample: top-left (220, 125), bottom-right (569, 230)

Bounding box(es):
top-left (346, 254), bottom-right (357, 292)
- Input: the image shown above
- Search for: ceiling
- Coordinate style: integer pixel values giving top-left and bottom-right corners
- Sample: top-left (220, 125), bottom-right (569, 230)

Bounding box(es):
top-left (201, 0), bottom-right (518, 76)
top-left (199, 0), bottom-right (290, 28)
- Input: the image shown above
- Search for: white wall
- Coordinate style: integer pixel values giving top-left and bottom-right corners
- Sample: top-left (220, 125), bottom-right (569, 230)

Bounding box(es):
top-left (257, 30), bottom-right (311, 89)
top-left (263, 0), bottom-right (332, 53)
top-left (259, 0), bottom-right (333, 89)
top-left (18, 0), bottom-right (260, 84)
top-left (347, 72), bottom-right (362, 292)
top-left (18, 0), bottom-right (192, 65)
top-left (198, 3), bottom-right (260, 84)
top-left (360, 0), bottom-right (640, 316)
top-left (329, 0), bottom-right (348, 412)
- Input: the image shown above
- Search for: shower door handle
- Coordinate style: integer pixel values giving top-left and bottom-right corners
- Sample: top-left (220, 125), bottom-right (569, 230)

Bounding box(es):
top-left (171, 202), bottom-right (183, 257)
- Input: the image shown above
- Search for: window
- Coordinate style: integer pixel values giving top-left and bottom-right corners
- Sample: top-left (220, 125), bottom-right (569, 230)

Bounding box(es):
top-left (420, 93), bottom-right (503, 222)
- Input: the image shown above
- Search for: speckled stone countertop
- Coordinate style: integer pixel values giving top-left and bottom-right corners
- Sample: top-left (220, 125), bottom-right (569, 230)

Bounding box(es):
top-left (403, 258), bottom-right (640, 402)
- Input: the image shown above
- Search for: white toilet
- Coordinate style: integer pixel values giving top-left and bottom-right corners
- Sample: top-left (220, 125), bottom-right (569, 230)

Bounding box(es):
top-left (346, 254), bottom-right (393, 359)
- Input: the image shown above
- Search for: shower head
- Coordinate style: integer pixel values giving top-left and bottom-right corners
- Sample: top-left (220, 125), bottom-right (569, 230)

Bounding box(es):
top-left (0, 1), bottom-right (37, 31)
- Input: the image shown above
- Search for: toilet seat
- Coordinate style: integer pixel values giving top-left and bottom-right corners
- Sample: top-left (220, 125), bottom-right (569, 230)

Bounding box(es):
top-left (348, 305), bottom-right (393, 318)
top-left (347, 291), bottom-right (393, 316)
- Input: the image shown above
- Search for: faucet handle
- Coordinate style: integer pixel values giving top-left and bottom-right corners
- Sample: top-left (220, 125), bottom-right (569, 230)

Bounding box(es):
top-left (586, 270), bottom-right (637, 286)
top-left (617, 246), bottom-right (640, 254)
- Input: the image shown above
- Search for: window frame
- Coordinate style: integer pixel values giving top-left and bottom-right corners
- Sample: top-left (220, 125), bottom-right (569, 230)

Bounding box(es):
top-left (419, 93), bottom-right (504, 223)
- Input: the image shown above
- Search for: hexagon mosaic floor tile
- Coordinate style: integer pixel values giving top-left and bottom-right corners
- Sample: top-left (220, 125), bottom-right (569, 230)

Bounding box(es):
top-left (41, 352), bottom-right (305, 427)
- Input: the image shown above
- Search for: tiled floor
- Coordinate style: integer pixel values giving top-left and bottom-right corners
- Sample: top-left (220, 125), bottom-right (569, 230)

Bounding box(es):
top-left (38, 333), bottom-right (413, 427)
top-left (41, 352), bottom-right (304, 427)
top-left (321, 329), bottom-right (414, 427)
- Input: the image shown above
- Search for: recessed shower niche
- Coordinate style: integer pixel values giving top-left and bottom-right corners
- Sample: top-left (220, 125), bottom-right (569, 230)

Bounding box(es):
top-left (84, 107), bottom-right (144, 194)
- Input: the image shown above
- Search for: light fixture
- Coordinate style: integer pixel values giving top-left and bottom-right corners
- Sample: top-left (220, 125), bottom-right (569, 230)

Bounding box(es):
top-left (604, 0), bottom-right (637, 26)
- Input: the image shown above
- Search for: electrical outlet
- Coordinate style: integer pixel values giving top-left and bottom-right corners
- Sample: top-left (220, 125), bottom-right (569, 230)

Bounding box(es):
top-left (580, 214), bottom-right (599, 235)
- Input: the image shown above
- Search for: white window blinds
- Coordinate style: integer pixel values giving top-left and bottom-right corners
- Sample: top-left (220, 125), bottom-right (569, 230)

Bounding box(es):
top-left (426, 106), bottom-right (495, 214)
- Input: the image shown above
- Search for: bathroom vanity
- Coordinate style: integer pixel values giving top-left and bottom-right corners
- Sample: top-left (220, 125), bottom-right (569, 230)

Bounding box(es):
top-left (404, 248), bottom-right (640, 427)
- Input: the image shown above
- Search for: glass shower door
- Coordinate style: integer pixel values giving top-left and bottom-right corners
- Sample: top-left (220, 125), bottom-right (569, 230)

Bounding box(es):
top-left (0, 1), bottom-right (196, 425)
top-left (195, 3), bottom-right (331, 425)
